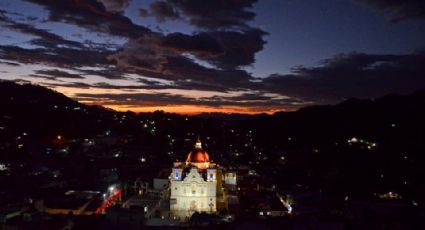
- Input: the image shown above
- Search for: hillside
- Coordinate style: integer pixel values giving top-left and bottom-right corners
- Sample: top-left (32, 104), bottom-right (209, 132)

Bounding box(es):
top-left (1, 81), bottom-right (425, 202)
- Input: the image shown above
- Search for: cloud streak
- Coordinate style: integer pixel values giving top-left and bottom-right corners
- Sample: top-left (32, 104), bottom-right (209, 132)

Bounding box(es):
top-left (140, 0), bottom-right (258, 29)
top-left (24, 0), bottom-right (150, 38)
top-left (354, 0), bottom-right (425, 22)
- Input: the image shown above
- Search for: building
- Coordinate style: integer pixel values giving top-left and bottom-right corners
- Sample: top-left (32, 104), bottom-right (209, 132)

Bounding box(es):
top-left (224, 171), bottom-right (237, 191)
top-left (169, 138), bottom-right (223, 219)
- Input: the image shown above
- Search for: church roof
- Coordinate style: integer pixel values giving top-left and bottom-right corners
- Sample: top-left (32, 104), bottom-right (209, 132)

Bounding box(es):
top-left (186, 139), bottom-right (210, 163)
top-left (186, 148), bottom-right (209, 163)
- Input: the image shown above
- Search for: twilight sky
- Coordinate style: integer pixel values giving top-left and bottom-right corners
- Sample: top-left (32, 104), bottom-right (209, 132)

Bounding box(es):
top-left (1, 0), bottom-right (425, 114)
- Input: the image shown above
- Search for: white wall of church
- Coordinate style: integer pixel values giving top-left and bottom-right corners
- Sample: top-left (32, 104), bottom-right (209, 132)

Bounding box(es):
top-left (170, 168), bottom-right (217, 215)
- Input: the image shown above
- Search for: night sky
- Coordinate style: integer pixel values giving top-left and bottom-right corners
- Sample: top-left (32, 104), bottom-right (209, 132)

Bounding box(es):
top-left (1, 0), bottom-right (425, 114)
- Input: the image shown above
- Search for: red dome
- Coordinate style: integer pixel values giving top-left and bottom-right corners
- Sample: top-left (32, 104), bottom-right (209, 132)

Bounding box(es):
top-left (186, 149), bottom-right (210, 163)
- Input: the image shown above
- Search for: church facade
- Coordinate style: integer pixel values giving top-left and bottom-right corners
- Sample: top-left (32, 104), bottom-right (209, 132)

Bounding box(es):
top-left (169, 139), bottom-right (221, 218)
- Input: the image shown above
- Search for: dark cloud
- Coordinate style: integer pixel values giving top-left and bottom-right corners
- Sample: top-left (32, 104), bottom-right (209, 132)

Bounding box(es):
top-left (354, 0), bottom-right (425, 22)
top-left (98, 0), bottom-right (131, 13)
top-left (139, 8), bottom-right (149, 17)
top-left (199, 93), bottom-right (304, 107)
top-left (77, 68), bottom-right (125, 80)
top-left (42, 81), bottom-right (91, 89)
top-left (1, 19), bottom-right (60, 42)
top-left (198, 29), bottom-right (267, 69)
top-left (147, 1), bottom-right (180, 21)
top-left (2, 0), bottom-right (267, 96)
top-left (45, 81), bottom-right (172, 90)
top-left (160, 32), bottom-right (223, 55)
top-left (0, 44), bottom-right (114, 68)
top-left (28, 74), bottom-right (61, 81)
top-left (108, 28), bottom-right (266, 91)
top-left (161, 55), bottom-right (256, 90)
top-left (75, 92), bottom-right (192, 107)
top-left (73, 91), bottom-right (298, 108)
top-left (262, 52), bottom-right (425, 103)
top-left (160, 29), bottom-right (267, 69)
top-left (109, 41), bottom-right (258, 92)
top-left (112, 0), bottom-right (266, 90)
top-left (40, 79), bottom-right (237, 93)
top-left (0, 9), bottom-right (84, 49)
top-left (0, 60), bottom-right (20, 66)
top-left (24, 0), bottom-right (150, 38)
top-left (141, 0), bottom-right (258, 29)
top-left (34, 69), bottom-right (85, 79)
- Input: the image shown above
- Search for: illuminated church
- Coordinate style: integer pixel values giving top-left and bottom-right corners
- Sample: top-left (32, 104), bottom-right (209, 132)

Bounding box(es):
top-left (170, 138), bottom-right (223, 218)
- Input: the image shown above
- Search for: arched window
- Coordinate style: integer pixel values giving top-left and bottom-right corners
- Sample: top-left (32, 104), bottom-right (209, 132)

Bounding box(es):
top-left (191, 183), bottom-right (197, 194)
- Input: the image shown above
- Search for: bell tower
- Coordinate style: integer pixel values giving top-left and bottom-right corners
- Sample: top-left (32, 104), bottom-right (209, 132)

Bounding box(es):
top-left (207, 168), bottom-right (216, 182)
top-left (172, 167), bottom-right (183, 180)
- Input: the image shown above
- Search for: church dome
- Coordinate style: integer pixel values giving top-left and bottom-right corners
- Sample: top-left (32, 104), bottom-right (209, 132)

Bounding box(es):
top-left (186, 148), bottom-right (210, 163)
top-left (185, 139), bottom-right (210, 168)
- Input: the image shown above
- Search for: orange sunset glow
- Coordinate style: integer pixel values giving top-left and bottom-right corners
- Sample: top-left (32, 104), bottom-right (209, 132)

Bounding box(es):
top-left (100, 104), bottom-right (284, 115)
